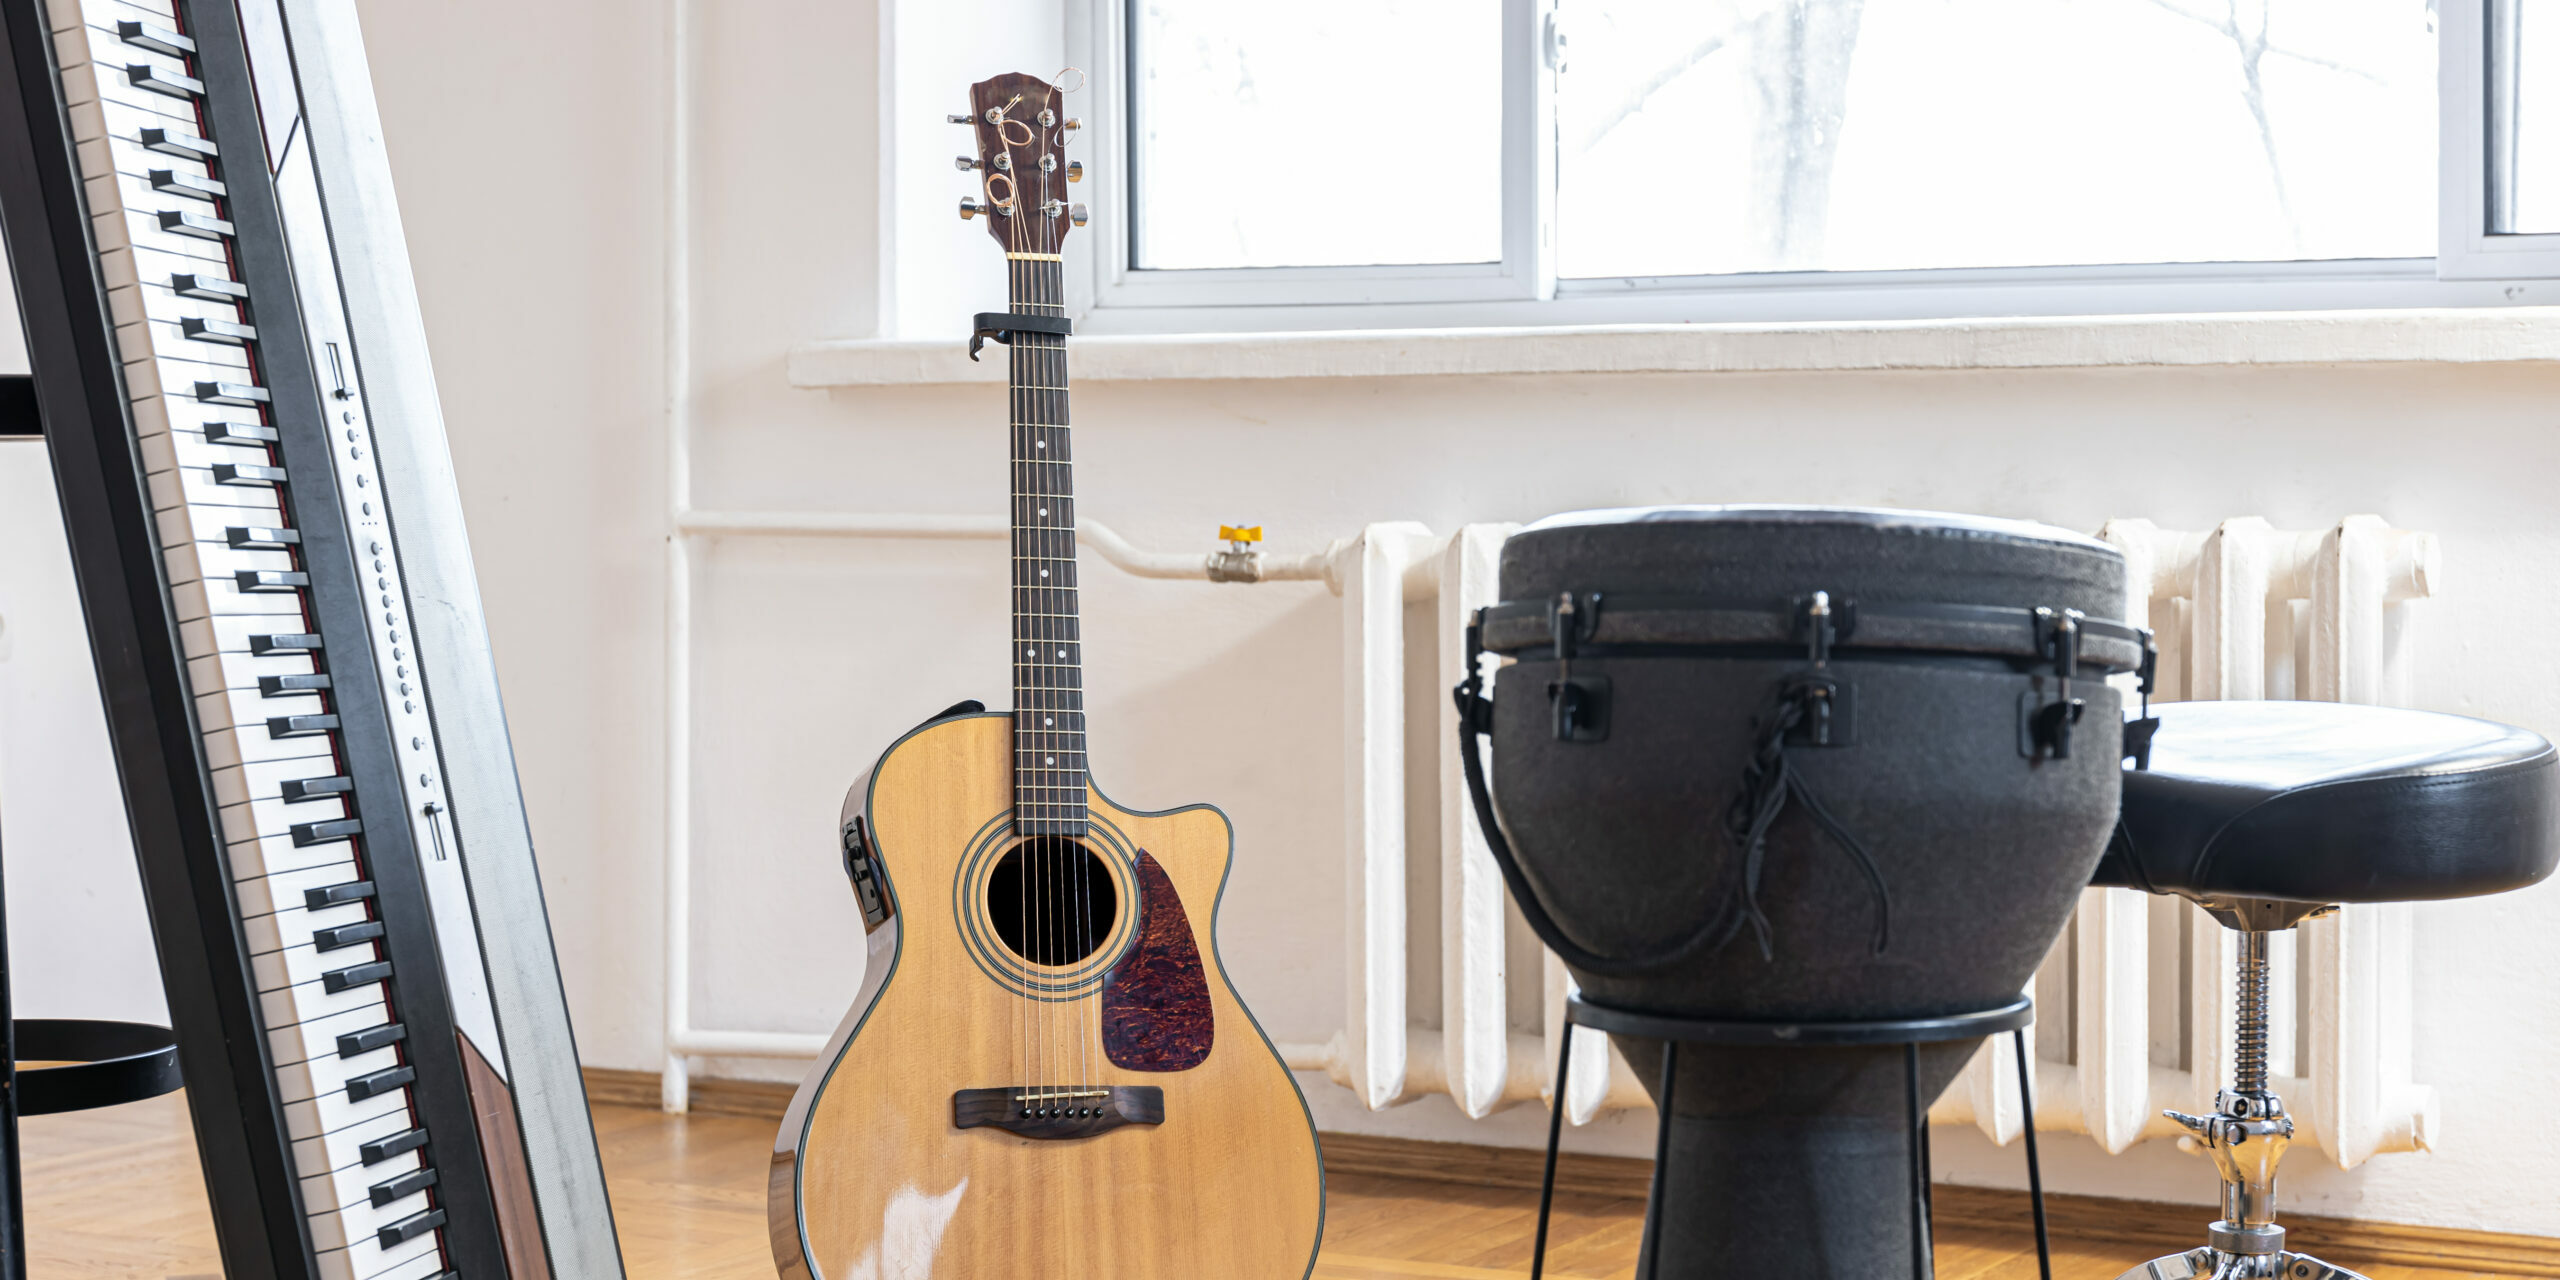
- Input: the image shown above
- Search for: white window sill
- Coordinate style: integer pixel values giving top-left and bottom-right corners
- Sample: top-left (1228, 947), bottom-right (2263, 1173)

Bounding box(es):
top-left (787, 307), bottom-right (2560, 388)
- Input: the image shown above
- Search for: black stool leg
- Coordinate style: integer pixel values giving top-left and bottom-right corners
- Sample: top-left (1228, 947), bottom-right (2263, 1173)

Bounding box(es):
top-left (1530, 1024), bottom-right (1575, 1280)
top-left (2013, 1029), bottom-right (2051, 1280)
top-left (1640, 1041), bottom-right (1678, 1280)
top-left (1906, 1042), bottom-right (1933, 1280)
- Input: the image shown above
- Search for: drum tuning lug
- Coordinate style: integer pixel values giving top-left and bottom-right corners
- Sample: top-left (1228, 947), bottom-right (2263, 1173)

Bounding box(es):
top-left (1796, 591), bottom-right (1854, 666)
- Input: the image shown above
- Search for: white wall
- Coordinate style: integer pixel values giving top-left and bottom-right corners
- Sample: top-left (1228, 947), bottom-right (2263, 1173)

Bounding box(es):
top-left (7, 0), bottom-right (2560, 1243)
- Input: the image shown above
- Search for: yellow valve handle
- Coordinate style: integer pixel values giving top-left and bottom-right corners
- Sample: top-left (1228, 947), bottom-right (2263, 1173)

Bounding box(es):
top-left (1218, 525), bottom-right (1263, 544)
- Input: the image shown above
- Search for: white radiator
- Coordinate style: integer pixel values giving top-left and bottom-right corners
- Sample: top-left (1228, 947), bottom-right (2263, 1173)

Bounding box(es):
top-left (1301, 516), bottom-right (2442, 1169)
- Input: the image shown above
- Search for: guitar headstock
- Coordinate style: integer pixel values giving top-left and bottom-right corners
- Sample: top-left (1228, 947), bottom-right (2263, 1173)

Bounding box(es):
top-left (957, 71), bottom-right (1086, 250)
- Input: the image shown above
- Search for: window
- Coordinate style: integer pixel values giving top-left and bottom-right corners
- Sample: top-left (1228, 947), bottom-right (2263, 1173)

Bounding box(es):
top-left (1069, 0), bottom-right (2560, 328)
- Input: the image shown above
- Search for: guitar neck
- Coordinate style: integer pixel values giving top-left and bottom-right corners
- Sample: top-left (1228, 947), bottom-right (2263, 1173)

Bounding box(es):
top-left (1007, 254), bottom-right (1086, 836)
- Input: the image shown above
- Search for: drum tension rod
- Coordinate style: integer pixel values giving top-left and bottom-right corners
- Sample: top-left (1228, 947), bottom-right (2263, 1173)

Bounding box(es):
top-left (2023, 607), bottom-right (2090, 761)
top-left (1546, 592), bottom-right (1610, 743)
top-left (1786, 592), bottom-right (1855, 749)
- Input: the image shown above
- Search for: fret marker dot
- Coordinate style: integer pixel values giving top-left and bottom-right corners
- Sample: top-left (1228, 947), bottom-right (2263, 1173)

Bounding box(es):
top-left (1046, 756), bottom-right (1055, 765)
top-left (1038, 508), bottom-right (1048, 516)
top-left (1040, 569), bottom-right (1049, 578)
top-left (1035, 441), bottom-right (1046, 450)
top-left (1045, 717), bottom-right (1054, 726)
top-left (1057, 649), bottom-right (1067, 658)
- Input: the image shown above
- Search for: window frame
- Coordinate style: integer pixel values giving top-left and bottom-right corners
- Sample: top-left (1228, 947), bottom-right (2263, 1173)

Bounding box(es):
top-left (2439, 0), bottom-right (2560, 279)
top-left (1066, 0), bottom-right (2560, 335)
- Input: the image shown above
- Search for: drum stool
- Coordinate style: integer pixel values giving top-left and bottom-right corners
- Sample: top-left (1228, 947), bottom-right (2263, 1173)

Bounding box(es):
top-left (2098, 700), bottom-right (2559, 1280)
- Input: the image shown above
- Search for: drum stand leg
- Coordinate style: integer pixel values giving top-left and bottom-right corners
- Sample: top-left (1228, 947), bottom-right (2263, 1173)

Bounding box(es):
top-left (1527, 1008), bottom-right (2054, 1280)
top-left (2113, 920), bottom-right (2373, 1280)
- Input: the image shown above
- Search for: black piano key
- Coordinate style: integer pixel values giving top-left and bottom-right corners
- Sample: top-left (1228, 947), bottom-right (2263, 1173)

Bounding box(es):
top-left (321, 959), bottom-right (392, 995)
top-left (233, 569), bottom-right (308, 592)
top-left (279, 775), bottom-right (353, 803)
top-left (194, 381), bottom-right (269, 406)
top-left (303, 879), bottom-right (375, 911)
top-left (376, 1208), bottom-right (446, 1249)
top-left (335, 1021), bottom-right (405, 1057)
top-left (248, 632), bottom-right (321, 655)
top-left (266, 713), bottom-right (340, 738)
top-left (358, 1126), bottom-right (428, 1165)
top-left (170, 271), bottom-right (247, 301)
top-left (343, 1063), bottom-right (414, 1102)
top-left (211, 463), bottom-right (286, 487)
top-left (149, 169), bottom-right (226, 203)
top-left (180, 316), bottom-right (255, 344)
top-left (257, 673), bottom-right (331, 695)
top-left (157, 209), bottom-right (231, 240)
top-left (290, 818), bottom-right (362, 847)
top-left (205, 422), bottom-right (281, 446)
top-left (116, 20), bottom-right (197, 57)
top-left (312, 919), bottom-right (384, 953)
top-left (126, 64), bottom-right (206, 100)
top-left (225, 524), bottom-right (297, 547)
top-left (368, 1166), bottom-right (439, 1209)
top-left (139, 125), bottom-right (218, 160)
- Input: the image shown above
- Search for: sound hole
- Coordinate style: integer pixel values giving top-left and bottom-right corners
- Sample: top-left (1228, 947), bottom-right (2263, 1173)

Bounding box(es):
top-left (988, 837), bottom-right (1118, 966)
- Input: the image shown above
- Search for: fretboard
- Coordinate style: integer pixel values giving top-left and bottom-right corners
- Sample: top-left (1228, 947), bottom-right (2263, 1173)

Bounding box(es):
top-left (1007, 254), bottom-right (1086, 836)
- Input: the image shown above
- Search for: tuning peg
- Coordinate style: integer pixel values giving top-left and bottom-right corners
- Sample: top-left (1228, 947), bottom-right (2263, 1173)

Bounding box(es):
top-left (1069, 204), bottom-right (1088, 227)
top-left (1067, 161), bottom-right (1084, 183)
top-left (947, 112), bottom-right (974, 124)
top-left (959, 199), bottom-right (986, 220)
top-left (955, 155), bottom-right (981, 171)
top-left (1060, 117), bottom-right (1083, 144)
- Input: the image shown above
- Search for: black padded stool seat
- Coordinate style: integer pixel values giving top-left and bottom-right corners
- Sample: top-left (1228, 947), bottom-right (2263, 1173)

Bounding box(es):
top-left (2094, 700), bottom-right (2560, 906)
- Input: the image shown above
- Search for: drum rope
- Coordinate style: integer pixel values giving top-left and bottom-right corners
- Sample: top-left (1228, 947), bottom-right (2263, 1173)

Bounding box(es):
top-left (1726, 683), bottom-right (1892, 959)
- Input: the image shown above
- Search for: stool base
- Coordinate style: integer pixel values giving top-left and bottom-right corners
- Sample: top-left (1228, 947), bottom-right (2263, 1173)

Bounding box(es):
top-left (2115, 1246), bottom-right (2371, 1279)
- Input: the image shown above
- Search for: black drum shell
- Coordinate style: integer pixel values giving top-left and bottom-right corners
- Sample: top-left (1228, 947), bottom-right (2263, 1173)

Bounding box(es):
top-left (1490, 652), bottom-right (2122, 1020)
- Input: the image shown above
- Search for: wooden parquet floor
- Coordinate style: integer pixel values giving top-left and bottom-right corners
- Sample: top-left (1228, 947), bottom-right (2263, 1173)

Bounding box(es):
top-left (15, 1091), bottom-right (2518, 1279)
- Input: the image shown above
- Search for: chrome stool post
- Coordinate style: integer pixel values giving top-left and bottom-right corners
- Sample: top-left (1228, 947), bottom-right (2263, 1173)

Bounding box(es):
top-left (2114, 900), bottom-right (2369, 1280)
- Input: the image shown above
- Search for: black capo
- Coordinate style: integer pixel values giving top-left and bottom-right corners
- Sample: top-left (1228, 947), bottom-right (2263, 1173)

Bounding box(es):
top-left (968, 311), bottom-right (1073, 362)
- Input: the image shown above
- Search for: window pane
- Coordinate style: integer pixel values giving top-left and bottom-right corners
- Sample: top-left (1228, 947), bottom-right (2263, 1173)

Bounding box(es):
top-left (1556, 0), bottom-right (2438, 279)
top-left (2514, 0), bottom-right (2560, 232)
top-left (1130, 1), bottom-right (1500, 269)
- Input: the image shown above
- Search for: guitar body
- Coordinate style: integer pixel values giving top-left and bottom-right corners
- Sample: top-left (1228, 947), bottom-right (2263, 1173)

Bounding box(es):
top-left (770, 711), bottom-right (1325, 1280)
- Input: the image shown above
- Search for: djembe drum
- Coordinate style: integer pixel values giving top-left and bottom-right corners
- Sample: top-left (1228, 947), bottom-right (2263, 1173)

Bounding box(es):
top-left (1456, 506), bottom-right (2152, 1278)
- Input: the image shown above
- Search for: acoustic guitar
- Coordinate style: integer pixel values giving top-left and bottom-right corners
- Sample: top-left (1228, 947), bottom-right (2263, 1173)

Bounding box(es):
top-left (767, 70), bottom-right (1326, 1280)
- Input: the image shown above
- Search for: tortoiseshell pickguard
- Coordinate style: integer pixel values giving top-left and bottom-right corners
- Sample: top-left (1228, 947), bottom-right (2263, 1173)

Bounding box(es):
top-left (1102, 851), bottom-right (1213, 1071)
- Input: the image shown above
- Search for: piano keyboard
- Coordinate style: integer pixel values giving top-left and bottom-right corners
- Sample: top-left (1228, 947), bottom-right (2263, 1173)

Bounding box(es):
top-left (52, 2), bottom-right (469, 1275)
top-left (6, 0), bottom-right (622, 1275)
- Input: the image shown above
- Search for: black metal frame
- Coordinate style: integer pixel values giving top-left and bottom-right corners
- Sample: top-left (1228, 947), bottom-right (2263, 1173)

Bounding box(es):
top-left (1529, 994), bottom-right (2053, 1280)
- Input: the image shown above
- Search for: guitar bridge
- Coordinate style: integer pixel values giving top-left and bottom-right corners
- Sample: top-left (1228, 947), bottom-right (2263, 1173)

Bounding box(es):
top-left (952, 1084), bottom-right (1164, 1140)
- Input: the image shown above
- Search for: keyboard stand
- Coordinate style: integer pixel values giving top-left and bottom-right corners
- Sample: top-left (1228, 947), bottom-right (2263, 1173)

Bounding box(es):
top-left (0, 822), bottom-right (183, 1279)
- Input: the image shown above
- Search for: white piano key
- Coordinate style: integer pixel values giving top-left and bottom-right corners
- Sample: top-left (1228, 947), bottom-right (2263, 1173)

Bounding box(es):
top-left (260, 979), bottom-right (395, 1065)
top-left (187, 646), bottom-right (321, 695)
top-left (288, 1107), bottom-right (413, 1185)
top-left (166, 544), bottom-right (302, 600)
top-left (198, 685), bottom-right (325, 734)
top-left (91, 204), bottom-right (232, 264)
top-left (87, 62), bottom-right (205, 123)
top-left (232, 858), bottom-right (362, 920)
top-left (152, 466), bottom-right (291, 516)
top-left (77, 0), bottom-right (181, 33)
top-left (218, 790), bottom-right (348, 845)
top-left (302, 1143), bottom-right (426, 1228)
top-left (243, 895), bottom-right (368, 960)
top-left (161, 497), bottom-right (298, 550)
top-left (117, 314), bottom-right (258, 370)
top-left (108, 276), bottom-right (247, 329)
top-left (171, 577), bottom-right (307, 626)
top-left (228, 829), bottom-right (357, 882)
top-left (204, 718), bottom-right (337, 770)
top-left (264, 993), bottom-right (391, 1068)
top-left (278, 1062), bottom-right (409, 1145)
top-left (213, 756), bottom-right (346, 810)
top-left (313, 1209), bottom-right (442, 1280)
top-left (273, 1038), bottom-right (400, 1105)
top-left (140, 427), bottom-right (273, 476)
